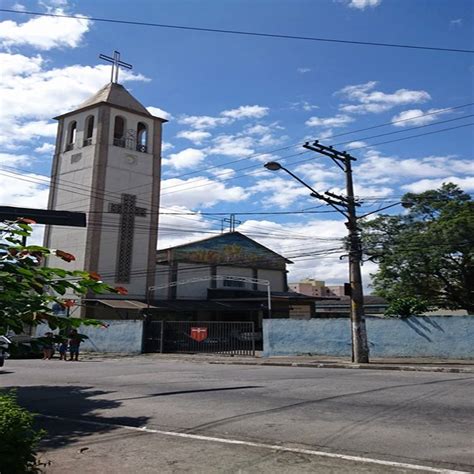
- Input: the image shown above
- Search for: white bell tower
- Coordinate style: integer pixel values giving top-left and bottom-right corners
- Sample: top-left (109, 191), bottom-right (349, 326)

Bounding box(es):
top-left (44, 53), bottom-right (167, 300)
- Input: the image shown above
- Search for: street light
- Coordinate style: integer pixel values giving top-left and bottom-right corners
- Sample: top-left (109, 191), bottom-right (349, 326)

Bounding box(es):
top-left (264, 155), bottom-right (370, 363)
top-left (264, 161), bottom-right (282, 171)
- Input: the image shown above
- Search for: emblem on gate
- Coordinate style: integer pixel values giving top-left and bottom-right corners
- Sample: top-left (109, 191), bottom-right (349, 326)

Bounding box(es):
top-left (190, 327), bottom-right (208, 342)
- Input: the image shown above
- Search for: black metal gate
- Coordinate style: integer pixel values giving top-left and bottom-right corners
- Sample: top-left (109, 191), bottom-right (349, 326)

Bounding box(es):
top-left (143, 320), bottom-right (163, 353)
top-left (144, 321), bottom-right (256, 356)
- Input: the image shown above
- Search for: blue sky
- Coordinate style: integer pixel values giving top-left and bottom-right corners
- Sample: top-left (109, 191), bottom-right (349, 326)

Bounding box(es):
top-left (0, 0), bottom-right (472, 286)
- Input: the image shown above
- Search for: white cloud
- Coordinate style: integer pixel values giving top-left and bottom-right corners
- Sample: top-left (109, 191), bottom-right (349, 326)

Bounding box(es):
top-left (0, 10), bottom-right (91, 50)
top-left (208, 167), bottom-right (236, 178)
top-left (356, 150), bottom-right (474, 184)
top-left (0, 152), bottom-right (30, 166)
top-left (294, 162), bottom-right (341, 182)
top-left (147, 106), bottom-right (172, 120)
top-left (297, 67), bottom-right (311, 74)
top-left (176, 130), bottom-right (211, 145)
top-left (207, 135), bottom-right (255, 157)
top-left (450, 18), bottom-right (463, 27)
top-left (179, 115), bottom-right (229, 130)
top-left (12, 4), bottom-right (27, 11)
top-left (290, 101), bottom-right (319, 111)
top-left (160, 177), bottom-right (249, 208)
top-left (391, 108), bottom-right (448, 127)
top-left (157, 206), bottom-right (217, 250)
top-left (344, 140), bottom-right (368, 149)
top-left (402, 176), bottom-right (474, 193)
top-left (346, 0), bottom-right (382, 9)
top-left (2, 52), bottom-right (43, 77)
top-left (246, 124), bottom-right (274, 135)
top-left (161, 142), bottom-right (174, 152)
top-left (221, 105), bottom-right (269, 119)
top-left (301, 101), bottom-right (319, 111)
top-left (178, 105), bottom-right (269, 131)
top-left (163, 148), bottom-right (206, 170)
top-left (34, 142), bottom-right (55, 154)
top-left (242, 122), bottom-right (286, 147)
top-left (236, 218), bottom-right (352, 284)
top-left (0, 169), bottom-right (50, 208)
top-left (338, 81), bottom-right (431, 114)
top-left (306, 114), bottom-right (354, 128)
top-left (252, 152), bottom-right (280, 163)
top-left (0, 53), bottom-right (148, 148)
top-left (250, 176), bottom-right (319, 208)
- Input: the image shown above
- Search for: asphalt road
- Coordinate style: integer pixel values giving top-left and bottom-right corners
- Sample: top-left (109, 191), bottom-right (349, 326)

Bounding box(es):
top-left (2, 357), bottom-right (473, 473)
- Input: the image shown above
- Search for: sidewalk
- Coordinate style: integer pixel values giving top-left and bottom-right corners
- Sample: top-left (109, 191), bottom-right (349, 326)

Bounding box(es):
top-left (80, 352), bottom-right (474, 374)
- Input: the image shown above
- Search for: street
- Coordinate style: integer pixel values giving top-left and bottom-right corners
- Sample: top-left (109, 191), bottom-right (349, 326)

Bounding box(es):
top-left (2, 357), bottom-right (473, 473)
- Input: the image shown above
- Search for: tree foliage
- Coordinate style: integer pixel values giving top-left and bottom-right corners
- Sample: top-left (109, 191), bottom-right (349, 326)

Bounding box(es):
top-left (0, 220), bottom-right (126, 335)
top-left (384, 296), bottom-right (431, 319)
top-left (361, 183), bottom-right (474, 313)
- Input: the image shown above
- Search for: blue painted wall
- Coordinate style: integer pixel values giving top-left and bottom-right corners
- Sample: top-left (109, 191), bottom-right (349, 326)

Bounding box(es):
top-left (36, 320), bottom-right (144, 353)
top-left (263, 317), bottom-right (474, 359)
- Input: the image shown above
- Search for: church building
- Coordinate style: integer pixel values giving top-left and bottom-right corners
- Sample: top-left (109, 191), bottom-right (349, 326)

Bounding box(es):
top-left (43, 57), bottom-right (321, 328)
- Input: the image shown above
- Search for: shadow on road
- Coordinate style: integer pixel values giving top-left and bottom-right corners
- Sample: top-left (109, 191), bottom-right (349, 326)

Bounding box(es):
top-left (4, 385), bottom-right (150, 449)
top-left (116, 385), bottom-right (263, 401)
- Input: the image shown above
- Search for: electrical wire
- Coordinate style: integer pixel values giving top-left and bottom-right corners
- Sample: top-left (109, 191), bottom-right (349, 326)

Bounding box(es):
top-left (1, 8), bottom-right (473, 54)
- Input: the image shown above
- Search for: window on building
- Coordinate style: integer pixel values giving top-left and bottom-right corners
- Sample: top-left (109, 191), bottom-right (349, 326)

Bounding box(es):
top-left (136, 122), bottom-right (147, 153)
top-left (223, 278), bottom-right (245, 288)
top-left (65, 121), bottom-right (77, 151)
top-left (83, 115), bottom-right (94, 146)
top-left (113, 116), bottom-right (126, 147)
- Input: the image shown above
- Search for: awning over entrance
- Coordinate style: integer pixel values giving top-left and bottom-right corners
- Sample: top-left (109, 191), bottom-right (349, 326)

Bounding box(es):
top-left (92, 299), bottom-right (154, 310)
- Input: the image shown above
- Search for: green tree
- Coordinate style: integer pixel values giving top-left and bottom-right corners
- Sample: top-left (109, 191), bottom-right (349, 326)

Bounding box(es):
top-left (361, 183), bottom-right (474, 313)
top-left (0, 219), bottom-right (126, 335)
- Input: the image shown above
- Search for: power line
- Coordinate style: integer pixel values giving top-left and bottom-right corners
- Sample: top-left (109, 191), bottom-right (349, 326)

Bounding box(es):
top-left (3, 121), bottom-right (471, 219)
top-left (11, 102), bottom-right (470, 211)
top-left (2, 120), bottom-right (470, 231)
top-left (1, 8), bottom-right (473, 54)
top-left (158, 122), bottom-right (474, 198)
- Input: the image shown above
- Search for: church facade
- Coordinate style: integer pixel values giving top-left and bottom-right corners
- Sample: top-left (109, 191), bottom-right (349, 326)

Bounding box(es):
top-left (44, 81), bottom-right (167, 300)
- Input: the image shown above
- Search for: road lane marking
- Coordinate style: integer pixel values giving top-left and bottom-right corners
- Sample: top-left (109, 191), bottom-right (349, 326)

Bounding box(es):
top-left (40, 414), bottom-right (469, 473)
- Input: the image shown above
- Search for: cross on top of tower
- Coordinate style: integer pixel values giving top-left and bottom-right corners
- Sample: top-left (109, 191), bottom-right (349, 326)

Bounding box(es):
top-left (99, 50), bottom-right (133, 84)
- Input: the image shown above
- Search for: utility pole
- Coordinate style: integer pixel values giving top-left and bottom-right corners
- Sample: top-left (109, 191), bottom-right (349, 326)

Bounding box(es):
top-left (302, 141), bottom-right (369, 363)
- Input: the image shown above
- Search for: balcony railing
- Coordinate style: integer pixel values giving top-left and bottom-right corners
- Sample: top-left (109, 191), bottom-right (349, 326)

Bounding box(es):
top-left (136, 144), bottom-right (147, 153)
top-left (65, 143), bottom-right (74, 152)
top-left (83, 138), bottom-right (93, 147)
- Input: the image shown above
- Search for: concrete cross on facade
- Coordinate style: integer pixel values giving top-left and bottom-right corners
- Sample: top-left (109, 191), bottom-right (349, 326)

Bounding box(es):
top-left (108, 193), bottom-right (147, 283)
top-left (99, 50), bottom-right (133, 84)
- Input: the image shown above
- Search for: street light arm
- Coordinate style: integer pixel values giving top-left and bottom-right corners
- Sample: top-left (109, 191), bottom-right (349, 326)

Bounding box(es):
top-left (278, 166), bottom-right (349, 218)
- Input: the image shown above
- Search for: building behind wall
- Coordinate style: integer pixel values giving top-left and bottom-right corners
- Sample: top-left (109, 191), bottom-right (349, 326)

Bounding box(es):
top-left (148, 232), bottom-right (321, 328)
top-left (289, 278), bottom-right (346, 298)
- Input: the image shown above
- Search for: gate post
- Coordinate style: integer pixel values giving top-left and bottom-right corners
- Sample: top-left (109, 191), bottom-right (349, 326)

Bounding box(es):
top-left (160, 321), bottom-right (164, 353)
top-left (251, 322), bottom-right (256, 357)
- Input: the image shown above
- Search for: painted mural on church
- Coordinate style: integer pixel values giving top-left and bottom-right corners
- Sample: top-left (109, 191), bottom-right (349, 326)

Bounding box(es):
top-left (170, 233), bottom-right (288, 270)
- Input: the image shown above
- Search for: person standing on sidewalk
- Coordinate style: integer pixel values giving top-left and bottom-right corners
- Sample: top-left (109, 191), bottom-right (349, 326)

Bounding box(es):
top-left (68, 329), bottom-right (81, 361)
top-left (42, 332), bottom-right (55, 360)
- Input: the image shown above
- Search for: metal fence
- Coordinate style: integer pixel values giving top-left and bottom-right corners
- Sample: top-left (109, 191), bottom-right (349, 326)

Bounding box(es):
top-left (144, 321), bottom-right (256, 356)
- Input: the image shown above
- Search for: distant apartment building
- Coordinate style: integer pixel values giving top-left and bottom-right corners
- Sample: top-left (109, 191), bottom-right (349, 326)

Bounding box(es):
top-left (289, 279), bottom-right (346, 298)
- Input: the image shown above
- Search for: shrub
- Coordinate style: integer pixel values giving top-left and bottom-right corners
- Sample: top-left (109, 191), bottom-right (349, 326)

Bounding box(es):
top-left (384, 296), bottom-right (431, 319)
top-left (0, 391), bottom-right (44, 473)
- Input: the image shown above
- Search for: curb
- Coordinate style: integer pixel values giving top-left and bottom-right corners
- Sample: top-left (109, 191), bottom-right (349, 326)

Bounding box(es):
top-left (208, 360), bottom-right (474, 374)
